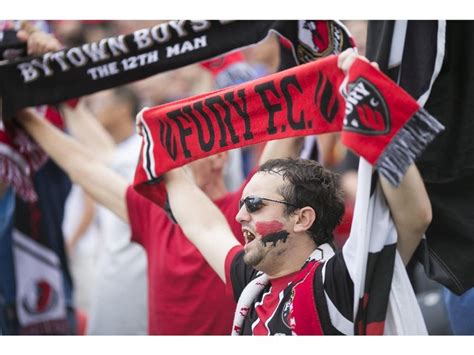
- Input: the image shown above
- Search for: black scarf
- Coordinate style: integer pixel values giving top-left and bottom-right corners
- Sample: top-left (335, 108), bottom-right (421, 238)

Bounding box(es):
top-left (0, 20), bottom-right (354, 118)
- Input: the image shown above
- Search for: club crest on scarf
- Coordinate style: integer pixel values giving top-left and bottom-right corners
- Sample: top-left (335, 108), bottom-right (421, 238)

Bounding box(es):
top-left (21, 279), bottom-right (59, 315)
top-left (297, 21), bottom-right (345, 63)
top-left (343, 77), bottom-right (390, 135)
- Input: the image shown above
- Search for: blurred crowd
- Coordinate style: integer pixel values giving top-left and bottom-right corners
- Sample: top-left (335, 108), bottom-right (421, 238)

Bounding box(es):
top-left (0, 20), bottom-right (467, 336)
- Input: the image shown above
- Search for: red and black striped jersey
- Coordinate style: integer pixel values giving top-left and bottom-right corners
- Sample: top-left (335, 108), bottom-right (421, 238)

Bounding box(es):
top-left (225, 246), bottom-right (355, 335)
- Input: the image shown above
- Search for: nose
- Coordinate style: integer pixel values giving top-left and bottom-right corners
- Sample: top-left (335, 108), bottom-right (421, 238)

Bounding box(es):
top-left (236, 204), bottom-right (251, 224)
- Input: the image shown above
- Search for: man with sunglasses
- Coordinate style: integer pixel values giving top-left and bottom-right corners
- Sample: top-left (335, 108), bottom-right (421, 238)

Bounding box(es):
top-left (163, 51), bottom-right (433, 335)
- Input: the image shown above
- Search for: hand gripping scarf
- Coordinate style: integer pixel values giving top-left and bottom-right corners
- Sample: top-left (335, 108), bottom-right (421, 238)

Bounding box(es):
top-left (133, 54), bottom-right (445, 206)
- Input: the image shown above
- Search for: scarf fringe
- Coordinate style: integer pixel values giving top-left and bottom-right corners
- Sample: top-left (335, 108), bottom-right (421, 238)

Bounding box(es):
top-left (376, 108), bottom-right (445, 186)
top-left (0, 155), bottom-right (37, 202)
top-left (231, 273), bottom-right (268, 335)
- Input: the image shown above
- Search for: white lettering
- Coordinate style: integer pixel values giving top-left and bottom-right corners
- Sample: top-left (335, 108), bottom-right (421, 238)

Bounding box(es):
top-left (121, 50), bottom-right (159, 71)
top-left (151, 23), bottom-right (171, 43)
top-left (87, 67), bottom-right (99, 79)
top-left (108, 61), bottom-right (119, 74)
top-left (82, 40), bottom-right (110, 62)
top-left (31, 53), bottom-right (54, 76)
top-left (137, 53), bottom-right (148, 66)
top-left (121, 56), bottom-right (136, 71)
top-left (180, 40), bottom-right (194, 53)
top-left (49, 51), bottom-right (70, 71)
top-left (147, 50), bottom-right (159, 63)
top-left (133, 29), bottom-right (152, 50)
top-left (166, 36), bottom-right (207, 58)
top-left (350, 91), bottom-right (364, 101)
top-left (107, 35), bottom-right (129, 56)
top-left (193, 35), bottom-right (207, 49)
top-left (346, 95), bottom-right (360, 107)
top-left (18, 63), bottom-right (39, 83)
top-left (66, 47), bottom-right (87, 67)
top-left (190, 20), bottom-right (211, 32)
top-left (353, 82), bottom-right (370, 96)
top-left (166, 43), bottom-right (181, 58)
top-left (169, 20), bottom-right (188, 37)
top-left (87, 62), bottom-right (119, 80)
top-left (345, 82), bottom-right (371, 115)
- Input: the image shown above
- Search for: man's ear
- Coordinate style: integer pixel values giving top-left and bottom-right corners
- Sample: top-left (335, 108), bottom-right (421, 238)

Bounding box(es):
top-left (293, 207), bottom-right (316, 233)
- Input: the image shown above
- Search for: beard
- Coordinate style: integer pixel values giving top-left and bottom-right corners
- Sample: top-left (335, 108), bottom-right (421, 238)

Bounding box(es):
top-left (243, 241), bottom-right (266, 267)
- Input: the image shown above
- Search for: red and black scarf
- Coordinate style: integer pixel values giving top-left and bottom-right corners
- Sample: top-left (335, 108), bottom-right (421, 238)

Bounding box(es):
top-left (133, 54), bottom-right (444, 206)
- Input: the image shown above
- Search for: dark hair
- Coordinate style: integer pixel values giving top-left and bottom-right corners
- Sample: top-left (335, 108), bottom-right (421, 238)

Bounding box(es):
top-left (258, 158), bottom-right (345, 246)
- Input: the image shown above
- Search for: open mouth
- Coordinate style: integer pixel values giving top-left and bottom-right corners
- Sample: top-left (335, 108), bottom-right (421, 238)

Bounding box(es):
top-left (243, 229), bottom-right (257, 244)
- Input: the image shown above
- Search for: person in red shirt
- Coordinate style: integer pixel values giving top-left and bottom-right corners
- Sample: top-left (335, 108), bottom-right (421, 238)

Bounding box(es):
top-left (125, 152), bottom-right (247, 334)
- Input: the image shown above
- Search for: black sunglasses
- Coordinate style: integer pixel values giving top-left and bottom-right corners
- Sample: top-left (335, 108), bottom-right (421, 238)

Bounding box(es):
top-left (239, 196), bottom-right (298, 213)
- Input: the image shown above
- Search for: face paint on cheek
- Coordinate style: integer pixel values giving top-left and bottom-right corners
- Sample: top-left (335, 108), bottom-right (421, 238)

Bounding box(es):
top-left (261, 231), bottom-right (289, 247)
top-left (256, 221), bottom-right (289, 247)
top-left (255, 221), bottom-right (284, 236)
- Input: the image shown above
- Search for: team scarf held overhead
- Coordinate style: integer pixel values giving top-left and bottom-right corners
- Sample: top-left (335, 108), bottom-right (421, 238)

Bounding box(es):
top-left (134, 54), bottom-right (445, 206)
top-left (0, 20), bottom-right (354, 118)
top-left (0, 20), bottom-right (351, 201)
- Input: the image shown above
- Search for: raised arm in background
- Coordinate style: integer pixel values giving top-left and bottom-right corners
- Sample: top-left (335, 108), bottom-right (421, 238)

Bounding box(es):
top-left (165, 166), bottom-right (238, 281)
top-left (59, 102), bottom-right (115, 163)
top-left (16, 109), bottom-right (129, 222)
top-left (379, 165), bottom-right (432, 264)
